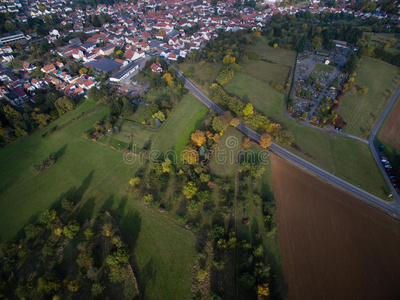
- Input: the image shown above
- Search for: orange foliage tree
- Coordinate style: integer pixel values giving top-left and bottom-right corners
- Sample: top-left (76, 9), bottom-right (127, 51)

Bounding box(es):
top-left (259, 133), bottom-right (272, 149)
top-left (191, 130), bottom-right (206, 147)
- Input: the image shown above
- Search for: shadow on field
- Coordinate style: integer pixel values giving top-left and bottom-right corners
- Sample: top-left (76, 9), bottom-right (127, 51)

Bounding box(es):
top-left (55, 144), bottom-right (67, 161)
top-left (51, 170), bottom-right (95, 212)
top-left (139, 257), bottom-right (157, 295)
top-left (15, 212), bottom-right (41, 240)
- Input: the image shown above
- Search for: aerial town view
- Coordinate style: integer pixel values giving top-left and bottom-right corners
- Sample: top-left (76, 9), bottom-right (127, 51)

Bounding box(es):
top-left (0, 0), bottom-right (400, 298)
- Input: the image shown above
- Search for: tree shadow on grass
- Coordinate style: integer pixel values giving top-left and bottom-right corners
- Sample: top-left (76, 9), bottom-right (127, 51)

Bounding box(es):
top-left (55, 144), bottom-right (67, 162)
top-left (74, 197), bottom-right (96, 224)
top-left (138, 257), bottom-right (157, 296)
top-left (50, 170), bottom-right (95, 212)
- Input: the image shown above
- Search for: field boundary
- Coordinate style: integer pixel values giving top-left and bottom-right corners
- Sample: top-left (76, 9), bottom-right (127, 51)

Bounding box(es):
top-left (271, 151), bottom-right (399, 221)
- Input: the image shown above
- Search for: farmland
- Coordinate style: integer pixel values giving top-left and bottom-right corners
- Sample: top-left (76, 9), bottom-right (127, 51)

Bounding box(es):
top-left (271, 154), bottom-right (400, 299)
top-left (380, 98), bottom-right (400, 151)
top-left (0, 101), bottom-right (195, 299)
top-left (339, 58), bottom-right (400, 137)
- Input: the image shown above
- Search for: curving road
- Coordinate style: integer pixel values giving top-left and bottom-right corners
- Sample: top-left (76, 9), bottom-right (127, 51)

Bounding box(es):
top-left (171, 64), bottom-right (400, 218)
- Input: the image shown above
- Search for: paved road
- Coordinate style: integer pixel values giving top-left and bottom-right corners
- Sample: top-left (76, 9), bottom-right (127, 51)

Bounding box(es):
top-left (368, 83), bottom-right (400, 204)
top-left (171, 64), bottom-right (400, 218)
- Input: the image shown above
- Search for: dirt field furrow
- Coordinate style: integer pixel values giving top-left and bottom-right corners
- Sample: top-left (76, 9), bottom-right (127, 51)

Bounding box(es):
top-left (271, 154), bottom-right (400, 300)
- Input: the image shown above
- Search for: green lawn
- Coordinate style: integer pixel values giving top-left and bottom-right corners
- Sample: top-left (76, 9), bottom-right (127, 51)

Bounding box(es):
top-left (0, 101), bottom-right (195, 299)
top-left (243, 60), bottom-right (290, 86)
top-left (224, 73), bottom-right (389, 199)
top-left (145, 88), bottom-right (170, 103)
top-left (178, 61), bottom-right (224, 88)
top-left (210, 128), bottom-right (243, 177)
top-left (246, 39), bottom-right (295, 67)
top-left (173, 104), bottom-right (209, 167)
top-left (312, 63), bottom-right (334, 74)
top-left (151, 93), bottom-right (207, 160)
top-left (339, 58), bottom-right (400, 137)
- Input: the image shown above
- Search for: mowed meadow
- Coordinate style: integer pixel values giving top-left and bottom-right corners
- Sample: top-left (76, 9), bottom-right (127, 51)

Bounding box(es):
top-left (222, 43), bottom-right (388, 199)
top-left (271, 154), bottom-right (400, 299)
top-left (0, 100), bottom-right (195, 299)
top-left (339, 58), bottom-right (400, 137)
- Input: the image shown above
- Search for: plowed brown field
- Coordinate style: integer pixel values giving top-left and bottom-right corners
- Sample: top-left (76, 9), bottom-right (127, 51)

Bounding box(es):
top-left (381, 100), bottom-right (400, 151)
top-left (271, 154), bottom-right (400, 300)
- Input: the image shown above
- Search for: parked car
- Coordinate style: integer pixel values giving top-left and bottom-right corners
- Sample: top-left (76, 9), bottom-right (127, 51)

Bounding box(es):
top-left (385, 164), bottom-right (392, 169)
top-left (381, 156), bottom-right (389, 163)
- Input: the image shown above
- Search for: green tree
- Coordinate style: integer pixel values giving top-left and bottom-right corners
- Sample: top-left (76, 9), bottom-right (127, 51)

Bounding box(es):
top-left (68, 280), bottom-right (80, 292)
top-left (152, 111), bottom-right (166, 122)
top-left (63, 220), bottom-right (80, 239)
top-left (243, 103), bottom-right (254, 116)
top-left (212, 116), bottom-right (228, 133)
top-left (183, 182), bottom-right (198, 199)
top-left (92, 283), bottom-right (104, 296)
top-left (61, 198), bottom-right (74, 211)
top-left (54, 96), bottom-right (75, 115)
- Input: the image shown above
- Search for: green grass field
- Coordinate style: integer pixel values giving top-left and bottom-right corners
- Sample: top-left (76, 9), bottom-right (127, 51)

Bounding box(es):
top-left (339, 58), bottom-right (400, 137)
top-left (179, 61), bottom-right (224, 88)
top-left (312, 63), bottom-right (334, 74)
top-left (246, 39), bottom-right (295, 67)
top-left (224, 73), bottom-right (389, 199)
top-left (209, 128), bottom-right (244, 177)
top-left (151, 94), bottom-right (207, 160)
top-left (0, 101), bottom-right (195, 299)
top-left (243, 60), bottom-right (290, 86)
top-left (173, 105), bottom-right (209, 167)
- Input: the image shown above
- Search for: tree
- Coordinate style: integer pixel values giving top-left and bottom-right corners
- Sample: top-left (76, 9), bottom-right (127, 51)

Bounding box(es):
top-left (152, 111), bottom-right (165, 122)
top-left (230, 118), bottom-right (240, 127)
top-left (129, 177), bottom-right (140, 187)
top-left (84, 228), bottom-right (95, 240)
top-left (212, 116), bottom-right (228, 133)
top-left (181, 145), bottom-right (199, 165)
top-left (79, 67), bottom-right (88, 75)
top-left (200, 173), bottom-right (210, 182)
top-left (92, 283), bottom-right (104, 297)
top-left (161, 158), bottom-right (173, 173)
top-left (68, 280), bottom-right (80, 292)
top-left (243, 103), bottom-right (254, 116)
top-left (257, 284), bottom-right (270, 299)
top-left (223, 55), bottom-right (236, 65)
top-left (243, 137), bottom-right (251, 149)
top-left (63, 220), bottom-right (80, 239)
top-left (183, 182), bottom-right (198, 199)
top-left (259, 133), bottom-right (271, 149)
top-left (163, 72), bottom-right (173, 84)
top-left (191, 130), bottom-right (206, 147)
top-left (310, 36), bottom-right (322, 51)
top-left (37, 273), bottom-right (61, 295)
top-left (61, 198), bottom-right (74, 211)
top-left (76, 250), bottom-right (94, 269)
top-left (216, 69), bottom-right (235, 85)
top-left (54, 96), bottom-right (75, 115)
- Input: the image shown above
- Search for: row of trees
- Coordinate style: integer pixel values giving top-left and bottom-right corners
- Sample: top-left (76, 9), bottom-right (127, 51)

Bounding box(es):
top-left (0, 93), bottom-right (76, 148)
